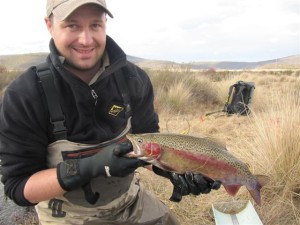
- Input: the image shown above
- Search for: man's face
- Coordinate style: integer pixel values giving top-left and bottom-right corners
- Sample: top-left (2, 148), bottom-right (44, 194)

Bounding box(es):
top-left (46, 4), bottom-right (107, 72)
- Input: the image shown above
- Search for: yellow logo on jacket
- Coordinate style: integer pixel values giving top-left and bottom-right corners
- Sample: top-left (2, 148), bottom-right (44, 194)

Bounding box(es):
top-left (109, 105), bottom-right (124, 116)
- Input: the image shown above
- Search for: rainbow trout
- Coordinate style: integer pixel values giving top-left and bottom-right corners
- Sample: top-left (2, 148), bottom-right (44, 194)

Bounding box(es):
top-left (126, 133), bottom-right (269, 205)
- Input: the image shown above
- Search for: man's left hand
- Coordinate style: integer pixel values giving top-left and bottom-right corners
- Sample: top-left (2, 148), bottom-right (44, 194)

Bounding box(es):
top-left (152, 166), bottom-right (221, 202)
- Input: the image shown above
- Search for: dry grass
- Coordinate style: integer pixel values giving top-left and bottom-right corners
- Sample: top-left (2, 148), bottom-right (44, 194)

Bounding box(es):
top-left (1, 68), bottom-right (299, 225)
top-left (248, 87), bottom-right (300, 225)
top-left (141, 69), bottom-right (300, 225)
top-left (151, 71), bottom-right (222, 114)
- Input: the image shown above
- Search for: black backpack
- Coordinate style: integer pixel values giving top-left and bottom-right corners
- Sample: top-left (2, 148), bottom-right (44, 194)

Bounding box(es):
top-left (224, 81), bottom-right (255, 115)
top-left (205, 80), bottom-right (255, 117)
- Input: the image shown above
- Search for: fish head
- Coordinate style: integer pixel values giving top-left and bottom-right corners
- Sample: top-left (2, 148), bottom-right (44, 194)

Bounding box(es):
top-left (126, 134), bottom-right (161, 159)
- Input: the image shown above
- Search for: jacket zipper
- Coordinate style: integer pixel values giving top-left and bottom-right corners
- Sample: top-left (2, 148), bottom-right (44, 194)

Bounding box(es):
top-left (91, 89), bottom-right (98, 106)
top-left (90, 88), bottom-right (108, 138)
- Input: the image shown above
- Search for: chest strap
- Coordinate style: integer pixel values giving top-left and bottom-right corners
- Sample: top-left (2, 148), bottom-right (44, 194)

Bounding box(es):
top-left (36, 63), bottom-right (132, 205)
top-left (36, 62), bottom-right (67, 140)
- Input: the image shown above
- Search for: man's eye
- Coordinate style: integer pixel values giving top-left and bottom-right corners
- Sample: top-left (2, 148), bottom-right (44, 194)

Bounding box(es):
top-left (92, 24), bottom-right (101, 29)
top-left (67, 24), bottom-right (78, 30)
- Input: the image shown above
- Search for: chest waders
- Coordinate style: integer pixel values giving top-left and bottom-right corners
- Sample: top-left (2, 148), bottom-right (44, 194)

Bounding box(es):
top-left (35, 63), bottom-right (180, 225)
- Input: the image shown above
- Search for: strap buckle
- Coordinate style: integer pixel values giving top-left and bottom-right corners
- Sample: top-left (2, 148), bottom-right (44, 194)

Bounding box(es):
top-left (50, 118), bottom-right (67, 139)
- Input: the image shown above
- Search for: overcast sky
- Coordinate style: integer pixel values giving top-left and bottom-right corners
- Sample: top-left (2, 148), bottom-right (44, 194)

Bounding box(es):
top-left (0, 0), bottom-right (299, 62)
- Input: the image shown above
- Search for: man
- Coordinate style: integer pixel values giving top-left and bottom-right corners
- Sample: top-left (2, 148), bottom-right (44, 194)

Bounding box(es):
top-left (0, 0), bottom-right (220, 224)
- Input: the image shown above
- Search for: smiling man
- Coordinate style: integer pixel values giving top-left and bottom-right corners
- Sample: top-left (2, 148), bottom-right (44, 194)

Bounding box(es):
top-left (0, 0), bottom-right (220, 224)
top-left (45, 3), bottom-right (108, 83)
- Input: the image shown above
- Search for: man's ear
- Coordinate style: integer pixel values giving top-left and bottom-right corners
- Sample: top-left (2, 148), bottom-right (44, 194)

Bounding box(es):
top-left (44, 16), bottom-right (53, 35)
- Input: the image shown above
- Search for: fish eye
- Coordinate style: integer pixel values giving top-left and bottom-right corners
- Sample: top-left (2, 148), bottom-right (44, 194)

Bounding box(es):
top-left (137, 138), bottom-right (143, 143)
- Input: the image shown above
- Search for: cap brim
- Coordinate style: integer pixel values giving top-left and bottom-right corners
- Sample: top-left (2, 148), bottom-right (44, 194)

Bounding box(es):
top-left (52, 0), bottom-right (113, 21)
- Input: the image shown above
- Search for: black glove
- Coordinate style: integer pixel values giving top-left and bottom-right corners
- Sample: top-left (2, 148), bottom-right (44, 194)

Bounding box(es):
top-left (152, 166), bottom-right (221, 202)
top-left (57, 141), bottom-right (145, 191)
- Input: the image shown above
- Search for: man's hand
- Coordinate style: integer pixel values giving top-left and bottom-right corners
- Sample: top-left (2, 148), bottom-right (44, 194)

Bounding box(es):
top-left (57, 141), bottom-right (144, 191)
top-left (152, 166), bottom-right (221, 202)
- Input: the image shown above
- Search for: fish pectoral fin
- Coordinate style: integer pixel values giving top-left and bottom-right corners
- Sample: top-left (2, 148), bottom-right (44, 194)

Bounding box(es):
top-left (152, 162), bottom-right (175, 173)
top-left (223, 184), bottom-right (241, 196)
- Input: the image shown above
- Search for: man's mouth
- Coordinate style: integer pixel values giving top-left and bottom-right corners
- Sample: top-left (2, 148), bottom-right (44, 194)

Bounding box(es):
top-left (75, 48), bottom-right (94, 53)
top-left (72, 47), bottom-right (95, 57)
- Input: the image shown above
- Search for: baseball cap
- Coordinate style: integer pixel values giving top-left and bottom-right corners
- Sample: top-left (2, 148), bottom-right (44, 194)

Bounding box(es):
top-left (46, 0), bottom-right (113, 21)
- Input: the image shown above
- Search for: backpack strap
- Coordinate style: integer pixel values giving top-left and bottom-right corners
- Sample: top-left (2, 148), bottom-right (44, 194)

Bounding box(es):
top-left (114, 69), bottom-right (132, 119)
top-left (36, 62), bottom-right (67, 140)
top-left (223, 83), bottom-right (235, 113)
top-left (232, 82), bottom-right (246, 102)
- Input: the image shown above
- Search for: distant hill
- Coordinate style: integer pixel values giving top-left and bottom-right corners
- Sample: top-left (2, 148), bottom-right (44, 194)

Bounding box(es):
top-left (0, 53), bottom-right (145, 71)
top-left (0, 53), bottom-right (299, 71)
top-left (256, 55), bottom-right (300, 69)
top-left (136, 55), bottom-right (300, 70)
top-left (0, 53), bottom-right (48, 71)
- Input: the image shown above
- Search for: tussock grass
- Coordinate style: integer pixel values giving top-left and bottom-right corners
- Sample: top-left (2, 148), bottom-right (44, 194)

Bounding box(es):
top-left (247, 87), bottom-right (300, 225)
top-left (145, 69), bottom-right (300, 225)
top-left (1, 68), bottom-right (299, 224)
top-left (150, 69), bottom-right (221, 114)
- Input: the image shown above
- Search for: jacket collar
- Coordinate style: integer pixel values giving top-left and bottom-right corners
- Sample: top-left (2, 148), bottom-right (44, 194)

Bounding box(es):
top-left (47, 35), bottom-right (128, 78)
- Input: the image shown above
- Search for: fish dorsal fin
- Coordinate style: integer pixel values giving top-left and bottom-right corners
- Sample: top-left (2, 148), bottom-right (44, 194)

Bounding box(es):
top-left (223, 184), bottom-right (242, 196)
top-left (203, 136), bottom-right (228, 151)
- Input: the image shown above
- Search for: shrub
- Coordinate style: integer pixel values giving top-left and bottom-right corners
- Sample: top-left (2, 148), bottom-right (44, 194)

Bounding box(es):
top-left (148, 69), bottom-right (222, 114)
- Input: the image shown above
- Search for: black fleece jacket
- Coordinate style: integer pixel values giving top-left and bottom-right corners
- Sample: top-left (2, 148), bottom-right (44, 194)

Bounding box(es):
top-left (0, 36), bottom-right (159, 206)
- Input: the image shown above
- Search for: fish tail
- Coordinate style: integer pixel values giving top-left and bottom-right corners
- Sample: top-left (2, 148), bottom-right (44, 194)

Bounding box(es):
top-left (248, 188), bottom-right (261, 206)
top-left (248, 174), bottom-right (270, 206)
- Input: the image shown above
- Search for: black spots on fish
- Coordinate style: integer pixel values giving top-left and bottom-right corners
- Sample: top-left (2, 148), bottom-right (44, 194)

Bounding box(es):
top-left (136, 133), bottom-right (253, 178)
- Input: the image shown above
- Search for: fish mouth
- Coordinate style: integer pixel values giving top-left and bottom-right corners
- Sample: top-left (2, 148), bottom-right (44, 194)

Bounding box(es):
top-left (126, 139), bottom-right (144, 158)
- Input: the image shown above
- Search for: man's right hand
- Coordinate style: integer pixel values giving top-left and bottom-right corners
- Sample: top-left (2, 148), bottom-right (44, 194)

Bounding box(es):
top-left (57, 142), bottom-right (143, 191)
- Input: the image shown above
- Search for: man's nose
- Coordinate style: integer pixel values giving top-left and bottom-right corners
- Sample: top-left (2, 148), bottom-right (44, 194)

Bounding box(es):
top-left (78, 28), bottom-right (93, 45)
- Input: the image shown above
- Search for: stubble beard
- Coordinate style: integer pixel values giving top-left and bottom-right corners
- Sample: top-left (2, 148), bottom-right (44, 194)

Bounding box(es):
top-left (64, 58), bottom-right (101, 72)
